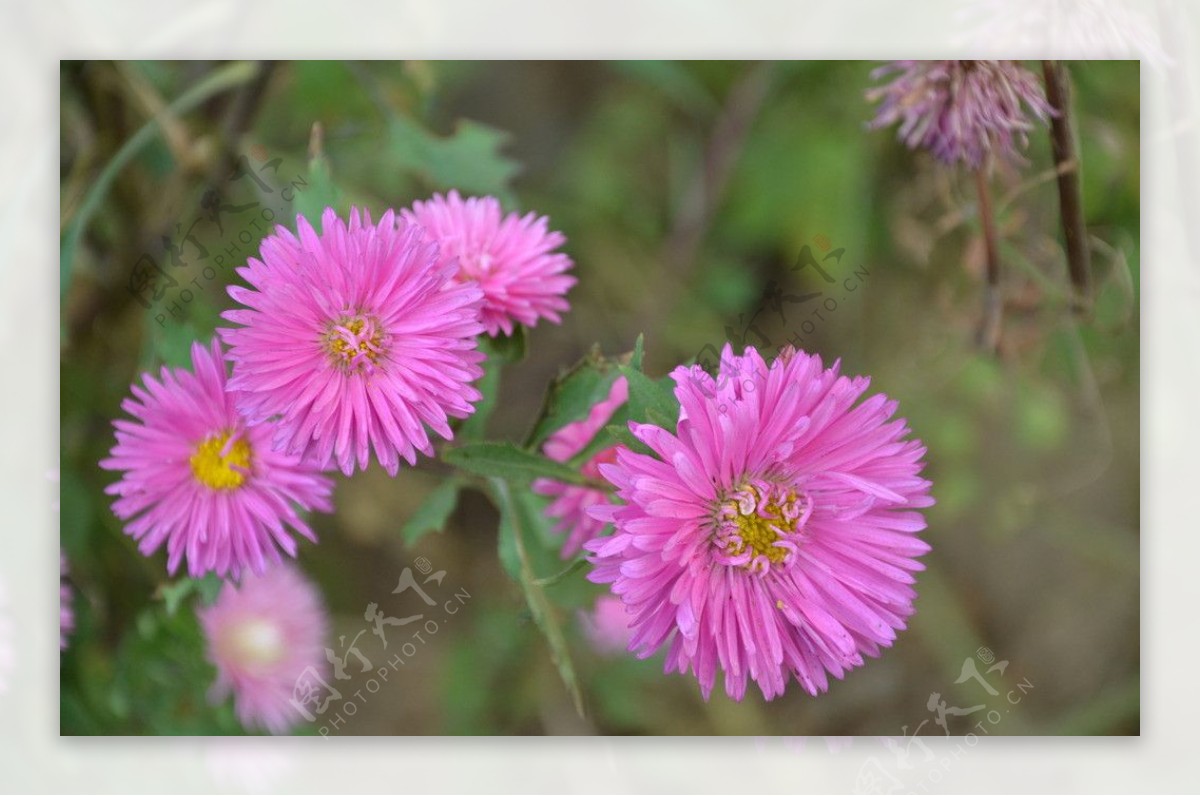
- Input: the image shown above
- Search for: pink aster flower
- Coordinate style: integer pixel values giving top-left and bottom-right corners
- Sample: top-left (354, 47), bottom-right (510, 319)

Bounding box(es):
top-left (221, 208), bottom-right (486, 476)
top-left (867, 60), bottom-right (1055, 169)
top-left (101, 338), bottom-right (334, 578)
top-left (60, 553), bottom-right (74, 651)
top-left (579, 595), bottom-right (635, 656)
top-left (586, 345), bottom-right (933, 701)
top-left (401, 191), bottom-right (575, 337)
top-left (198, 564), bottom-right (329, 735)
top-left (532, 376), bottom-right (628, 558)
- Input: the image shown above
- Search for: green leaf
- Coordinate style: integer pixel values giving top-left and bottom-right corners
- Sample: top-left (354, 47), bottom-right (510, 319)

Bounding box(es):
top-left (618, 364), bottom-right (680, 430)
top-left (489, 478), bottom-right (585, 716)
top-left (603, 421), bottom-right (650, 457)
top-left (387, 115), bottom-right (520, 202)
top-left (293, 124), bottom-right (344, 221)
top-left (400, 479), bottom-right (462, 545)
top-left (443, 442), bottom-right (593, 486)
top-left (156, 573), bottom-right (223, 615)
top-left (628, 333), bottom-right (646, 371)
top-left (524, 349), bottom-right (621, 449)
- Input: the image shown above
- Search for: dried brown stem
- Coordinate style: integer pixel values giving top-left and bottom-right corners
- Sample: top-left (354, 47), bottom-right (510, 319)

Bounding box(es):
top-left (1042, 60), bottom-right (1092, 311)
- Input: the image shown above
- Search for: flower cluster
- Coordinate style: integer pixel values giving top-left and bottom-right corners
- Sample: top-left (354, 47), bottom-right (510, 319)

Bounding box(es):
top-left (96, 178), bottom-right (933, 725)
top-left (867, 60), bottom-right (1055, 168)
top-left (100, 195), bottom-right (575, 731)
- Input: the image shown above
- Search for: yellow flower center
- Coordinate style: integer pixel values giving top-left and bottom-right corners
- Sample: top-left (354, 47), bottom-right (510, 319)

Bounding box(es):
top-left (713, 482), bottom-right (809, 575)
top-left (324, 315), bottom-right (385, 372)
top-left (189, 432), bottom-right (251, 490)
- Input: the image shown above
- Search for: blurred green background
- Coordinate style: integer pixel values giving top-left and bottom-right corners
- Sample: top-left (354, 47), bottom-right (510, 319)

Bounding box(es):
top-left (59, 60), bottom-right (1139, 735)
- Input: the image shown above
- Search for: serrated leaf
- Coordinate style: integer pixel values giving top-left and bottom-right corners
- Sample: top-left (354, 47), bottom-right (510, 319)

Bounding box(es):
top-left (618, 364), bottom-right (680, 430)
top-left (443, 442), bottom-right (592, 486)
top-left (400, 478), bottom-right (462, 545)
top-left (293, 138), bottom-right (344, 222)
top-left (525, 350), bottom-right (621, 449)
top-left (387, 115), bottom-right (520, 202)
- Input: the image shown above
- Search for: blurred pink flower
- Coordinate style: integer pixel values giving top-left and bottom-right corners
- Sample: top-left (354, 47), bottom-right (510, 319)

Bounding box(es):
top-left (199, 565), bottom-right (329, 735)
top-left (402, 191), bottom-right (575, 337)
top-left (867, 60), bottom-right (1054, 168)
top-left (587, 345), bottom-right (933, 701)
top-left (533, 377), bottom-right (628, 557)
top-left (221, 208), bottom-right (486, 476)
top-left (101, 338), bottom-right (334, 578)
top-left (579, 595), bottom-right (634, 656)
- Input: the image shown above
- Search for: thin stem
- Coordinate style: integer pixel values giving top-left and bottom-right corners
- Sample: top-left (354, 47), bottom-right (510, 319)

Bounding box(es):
top-left (974, 166), bottom-right (1002, 353)
top-left (59, 61), bottom-right (260, 300)
top-left (1042, 60), bottom-right (1092, 311)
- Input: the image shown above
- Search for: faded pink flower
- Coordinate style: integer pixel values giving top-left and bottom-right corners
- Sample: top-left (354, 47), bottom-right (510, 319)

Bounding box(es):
top-left (587, 345), bottom-right (933, 701)
top-left (221, 208), bottom-right (485, 476)
top-left (580, 595), bottom-right (635, 656)
top-left (533, 377), bottom-right (628, 558)
top-left (198, 564), bottom-right (329, 735)
top-left (402, 191), bottom-right (575, 337)
top-left (867, 60), bottom-right (1055, 168)
top-left (101, 338), bottom-right (334, 578)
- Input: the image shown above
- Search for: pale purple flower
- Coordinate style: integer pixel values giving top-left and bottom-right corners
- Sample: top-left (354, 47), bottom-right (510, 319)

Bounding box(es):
top-left (221, 208), bottom-right (486, 476)
top-left (533, 377), bottom-right (628, 557)
top-left (101, 338), bottom-right (334, 578)
top-left (198, 564), bottom-right (329, 735)
top-left (401, 191), bottom-right (576, 337)
top-left (579, 595), bottom-right (635, 656)
top-left (60, 553), bottom-right (74, 650)
top-left (867, 60), bottom-right (1055, 168)
top-left (587, 345), bottom-right (933, 701)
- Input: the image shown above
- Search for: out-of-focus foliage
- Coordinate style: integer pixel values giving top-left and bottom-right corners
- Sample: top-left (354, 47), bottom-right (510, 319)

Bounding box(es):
top-left (59, 61), bottom-right (1139, 735)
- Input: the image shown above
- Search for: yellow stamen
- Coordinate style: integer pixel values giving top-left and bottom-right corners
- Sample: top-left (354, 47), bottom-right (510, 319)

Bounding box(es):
top-left (190, 432), bottom-right (251, 490)
top-left (324, 315), bottom-right (384, 370)
top-left (720, 484), bottom-right (803, 568)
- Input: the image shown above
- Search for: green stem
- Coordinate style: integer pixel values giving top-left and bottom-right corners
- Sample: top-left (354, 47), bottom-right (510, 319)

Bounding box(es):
top-left (531, 558), bottom-right (589, 588)
top-left (489, 478), bottom-right (585, 716)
